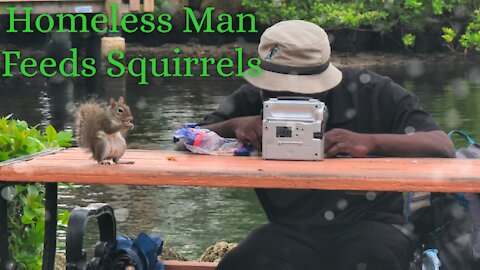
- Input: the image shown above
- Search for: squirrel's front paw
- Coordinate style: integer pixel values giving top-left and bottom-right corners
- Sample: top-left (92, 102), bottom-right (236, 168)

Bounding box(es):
top-left (98, 160), bottom-right (112, 165)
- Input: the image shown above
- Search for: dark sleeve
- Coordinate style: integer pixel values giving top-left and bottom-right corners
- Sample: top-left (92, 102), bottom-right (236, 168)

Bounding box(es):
top-left (198, 84), bottom-right (263, 125)
top-left (379, 80), bottom-right (442, 134)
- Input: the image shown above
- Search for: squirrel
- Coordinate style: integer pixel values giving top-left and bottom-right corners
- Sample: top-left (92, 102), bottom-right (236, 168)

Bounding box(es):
top-left (74, 96), bottom-right (134, 164)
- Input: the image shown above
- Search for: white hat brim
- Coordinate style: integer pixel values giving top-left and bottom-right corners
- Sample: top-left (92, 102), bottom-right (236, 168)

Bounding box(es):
top-left (244, 63), bottom-right (343, 94)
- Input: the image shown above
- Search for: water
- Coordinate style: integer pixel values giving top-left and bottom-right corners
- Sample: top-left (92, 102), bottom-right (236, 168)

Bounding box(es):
top-left (1, 59), bottom-right (479, 260)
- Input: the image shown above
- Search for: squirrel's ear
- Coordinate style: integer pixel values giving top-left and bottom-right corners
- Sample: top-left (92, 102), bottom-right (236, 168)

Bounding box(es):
top-left (109, 97), bottom-right (116, 107)
top-left (118, 96), bottom-right (125, 104)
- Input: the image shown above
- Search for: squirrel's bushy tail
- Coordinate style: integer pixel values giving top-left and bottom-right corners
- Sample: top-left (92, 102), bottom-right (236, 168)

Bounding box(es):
top-left (74, 101), bottom-right (105, 150)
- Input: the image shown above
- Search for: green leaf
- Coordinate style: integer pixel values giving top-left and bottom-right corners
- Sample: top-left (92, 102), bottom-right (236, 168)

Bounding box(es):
top-left (27, 137), bottom-right (47, 151)
top-left (30, 201), bottom-right (44, 209)
top-left (58, 210), bottom-right (70, 226)
top-left (14, 120), bottom-right (29, 132)
top-left (21, 215), bottom-right (34, 225)
top-left (25, 227), bottom-right (44, 244)
top-left (19, 194), bottom-right (28, 205)
top-left (23, 207), bottom-right (37, 221)
top-left (402, 33), bottom-right (416, 47)
top-left (35, 218), bottom-right (45, 233)
top-left (0, 152), bottom-right (9, 162)
top-left (57, 131), bottom-right (73, 147)
top-left (442, 27), bottom-right (456, 43)
top-left (45, 125), bottom-right (58, 143)
top-left (15, 185), bottom-right (27, 193)
top-left (27, 185), bottom-right (39, 196)
top-left (33, 207), bottom-right (44, 216)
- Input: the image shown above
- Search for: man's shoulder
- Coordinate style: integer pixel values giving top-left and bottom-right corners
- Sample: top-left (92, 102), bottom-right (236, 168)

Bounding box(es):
top-left (230, 83), bottom-right (262, 97)
top-left (337, 67), bottom-right (410, 97)
top-left (237, 83), bottom-right (261, 92)
top-left (224, 83), bottom-right (262, 107)
top-left (339, 67), bottom-right (391, 86)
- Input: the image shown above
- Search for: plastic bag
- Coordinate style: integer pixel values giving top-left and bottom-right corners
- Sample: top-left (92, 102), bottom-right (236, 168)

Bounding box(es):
top-left (173, 124), bottom-right (254, 156)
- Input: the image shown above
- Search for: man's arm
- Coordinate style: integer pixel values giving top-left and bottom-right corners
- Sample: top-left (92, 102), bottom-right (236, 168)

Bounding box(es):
top-left (329, 76), bottom-right (455, 158)
top-left (175, 84), bottom-right (263, 151)
top-left (370, 130), bottom-right (455, 158)
top-left (325, 129), bottom-right (455, 158)
top-left (202, 115), bottom-right (263, 150)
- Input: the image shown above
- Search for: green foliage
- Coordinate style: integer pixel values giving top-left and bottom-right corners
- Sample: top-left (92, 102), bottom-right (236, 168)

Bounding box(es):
top-left (404, 0), bottom-right (424, 10)
top-left (310, 3), bottom-right (389, 29)
top-left (439, 8), bottom-right (480, 54)
top-left (442, 27), bottom-right (458, 51)
top-left (0, 114), bottom-right (73, 161)
top-left (442, 27), bottom-right (457, 43)
top-left (402, 33), bottom-right (417, 47)
top-left (242, 0), bottom-right (480, 53)
top-left (1, 115), bottom-right (73, 269)
top-left (432, 0), bottom-right (446, 14)
top-left (7, 184), bottom-right (45, 270)
top-left (430, 0), bottom-right (461, 15)
top-left (242, 0), bottom-right (389, 30)
top-left (7, 184), bottom-right (70, 270)
top-left (459, 9), bottom-right (480, 53)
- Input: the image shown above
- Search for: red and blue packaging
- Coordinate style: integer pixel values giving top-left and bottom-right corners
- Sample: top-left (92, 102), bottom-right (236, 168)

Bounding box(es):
top-left (173, 124), bottom-right (254, 156)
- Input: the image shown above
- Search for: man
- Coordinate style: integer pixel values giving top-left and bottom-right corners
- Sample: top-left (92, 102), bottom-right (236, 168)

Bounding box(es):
top-left (198, 20), bottom-right (454, 270)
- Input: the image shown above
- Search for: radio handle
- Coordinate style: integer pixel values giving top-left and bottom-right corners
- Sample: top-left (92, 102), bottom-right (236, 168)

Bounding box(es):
top-left (276, 96), bottom-right (312, 101)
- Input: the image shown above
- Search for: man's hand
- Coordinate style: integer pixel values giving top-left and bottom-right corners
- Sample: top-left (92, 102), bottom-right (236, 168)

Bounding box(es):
top-left (232, 115), bottom-right (263, 150)
top-left (324, 128), bottom-right (374, 157)
top-left (201, 115), bottom-right (263, 150)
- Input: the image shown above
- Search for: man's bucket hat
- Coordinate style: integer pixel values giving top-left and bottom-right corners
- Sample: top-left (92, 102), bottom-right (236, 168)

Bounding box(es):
top-left (244, 20), bottom-right (343, 94)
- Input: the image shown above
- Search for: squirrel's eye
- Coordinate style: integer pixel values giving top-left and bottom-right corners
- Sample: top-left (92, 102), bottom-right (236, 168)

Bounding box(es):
top-left (117, 108), bottom-right (124, 113)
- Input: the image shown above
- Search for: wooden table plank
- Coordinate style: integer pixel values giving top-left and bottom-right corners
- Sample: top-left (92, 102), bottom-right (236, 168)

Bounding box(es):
top-left (0, 148), bottom-right (479, 192)
top-left (164, 261), bottom-right (217, 270)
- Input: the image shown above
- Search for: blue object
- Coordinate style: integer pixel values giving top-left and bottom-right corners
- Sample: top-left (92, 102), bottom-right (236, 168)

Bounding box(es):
top-left (115, 233), bottom-right (165, 270)
top-left (422, 249), bottom-right (441, 270)
top-left (448, 130), bottom-right (476, 146)
top-left (173, 123), bottom-right (200, 143)
top-left (234, 144), bottom-right (254, 156)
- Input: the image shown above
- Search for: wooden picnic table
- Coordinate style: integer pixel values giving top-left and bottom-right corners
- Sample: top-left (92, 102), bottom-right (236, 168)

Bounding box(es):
top-left (1, 147), bottom-right (480, 192)
top-left (1, 147), bottom-right (480, 270)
